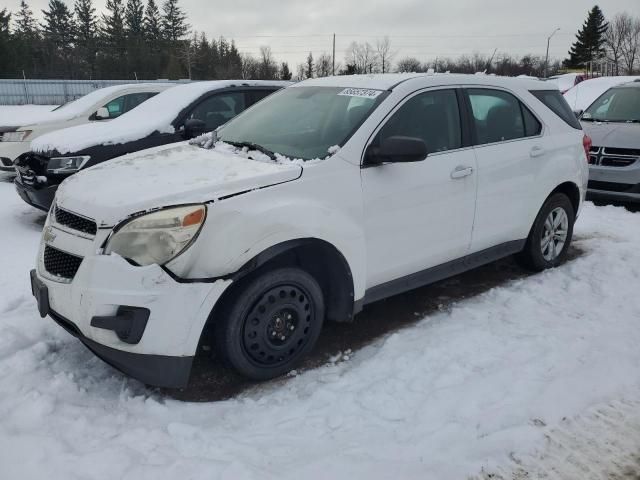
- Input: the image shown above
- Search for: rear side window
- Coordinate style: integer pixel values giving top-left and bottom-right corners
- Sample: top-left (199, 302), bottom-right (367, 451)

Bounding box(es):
top-left (530, 90), bottom-right (581, 130)
top-left (467, 89), bottom-right (541, 145)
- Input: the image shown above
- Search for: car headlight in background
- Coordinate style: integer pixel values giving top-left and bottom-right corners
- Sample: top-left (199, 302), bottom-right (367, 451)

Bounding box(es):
top-left (46, 156), bottom-right (91, 174)
top-left (105, 205), bottom-right (206, 266)
top-left (2, 130), bottom-right (32, 142)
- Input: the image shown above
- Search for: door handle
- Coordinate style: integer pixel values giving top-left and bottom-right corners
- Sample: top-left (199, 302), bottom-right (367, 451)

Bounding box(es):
top-left (530, 146), bottom-right (546, 158)
top-left (450, 166), bottom-right (474, 179)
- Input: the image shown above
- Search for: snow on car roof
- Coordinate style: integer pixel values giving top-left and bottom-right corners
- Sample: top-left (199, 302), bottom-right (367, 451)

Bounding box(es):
top-left (20, 83), bottom-right (172, 127)
top-left (563, 75), bottom-right (640, 111)
top-left (31, 80), bottom-right (290, 155)
top-left (294, 73), bottom-right (550, 92)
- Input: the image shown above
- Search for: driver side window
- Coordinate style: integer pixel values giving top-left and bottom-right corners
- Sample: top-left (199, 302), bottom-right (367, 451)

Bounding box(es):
top-left (376, 89), bottom-right (462, 154)
top-left (187, 92), bottom-right (246, 131)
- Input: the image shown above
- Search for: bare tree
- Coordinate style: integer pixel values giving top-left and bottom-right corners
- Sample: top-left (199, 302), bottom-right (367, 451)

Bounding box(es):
top-left (259, 45), bottom-right (277, 79)
top-left (240, 53), bottom-right (259, 79)
top-left (605, 13), bottom-right (630, 75)
top-left (396, 56), bottom-right (422, 73)
top-left (346, 41), bottom-right (377, 74)
top-left (620, 15), bottom-right (640, 74)
top-left (315, 52), bottom-right (332, 77)
top-left (376, 36), bottom-right (395, 73)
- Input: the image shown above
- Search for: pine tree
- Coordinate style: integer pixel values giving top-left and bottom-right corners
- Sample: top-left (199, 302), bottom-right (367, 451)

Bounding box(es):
top-left (566, 5), bottom-right (609, 68)
top-left (280, 62), bottom-right (292, 80)
top-left (305, 52), bottom-right (314, 78)
top-left (143, 0), bottom-right (161, 41)
top-left (161, 0), bottom-right (188, 42)
top-left (125, 0), bottom-right (144, 35)
top-left (41, 0), bottom-right (76, 76)
top-left (0, 9), bottom-right (12, 74)
top-left (14, 1), bottom-right (38, 38)
top-left (74, 0), bottom-right (98, 77)
top-left (101, 0), bottom-right (126, 77)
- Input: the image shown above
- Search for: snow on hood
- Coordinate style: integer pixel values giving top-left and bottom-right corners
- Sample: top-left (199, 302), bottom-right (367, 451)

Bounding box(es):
top-left (563, 76), bottom-right (640, 111)
top-left (54, 142), bottom-right (302, 226)
top-left (10, 84), bottom-right (166, 129)
top-left (582, 121), bottom-right (640, 150)
top-left (32, 80), bottom-right (291, 155)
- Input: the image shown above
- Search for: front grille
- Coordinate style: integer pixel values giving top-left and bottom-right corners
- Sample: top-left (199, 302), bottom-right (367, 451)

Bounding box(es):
top-left (604, 147), bottom-right (640, 157)
top-left (588, 180), bottom-right (635, 193)
top-left (600, 156), bottom-right (636, 167)
top-left (589, 146), bottom-right (639, 168)
top-left (54, 205), bottom-right (97, 235)
top-left (43, 245), bottom-right (83, 280)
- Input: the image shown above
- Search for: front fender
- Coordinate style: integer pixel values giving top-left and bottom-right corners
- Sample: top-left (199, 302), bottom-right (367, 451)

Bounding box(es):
top-left (167, 160), bottom-right (367, 299)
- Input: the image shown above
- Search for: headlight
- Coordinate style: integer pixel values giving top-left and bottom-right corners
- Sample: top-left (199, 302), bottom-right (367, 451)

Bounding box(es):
top-left (105, 205), bottom-right (206, 266)
top-left (47, 156), bottom-right (91, 174)
top-left (2, 130), bottom-right (31, 142)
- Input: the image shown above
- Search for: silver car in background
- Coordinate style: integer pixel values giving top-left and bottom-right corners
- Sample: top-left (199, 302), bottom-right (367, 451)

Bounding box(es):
top-left (581, 80), bottom-right (640, 203)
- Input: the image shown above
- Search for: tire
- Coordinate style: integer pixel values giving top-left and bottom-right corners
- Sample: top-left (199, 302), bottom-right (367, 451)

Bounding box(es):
top-left (214, 267), bottom-right (325, 380)
top-left (517, 193), bottom-right (575, 272)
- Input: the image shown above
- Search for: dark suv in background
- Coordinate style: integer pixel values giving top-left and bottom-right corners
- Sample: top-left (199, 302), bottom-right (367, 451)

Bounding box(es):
top-left (14, 81), bottom-right (288, 211)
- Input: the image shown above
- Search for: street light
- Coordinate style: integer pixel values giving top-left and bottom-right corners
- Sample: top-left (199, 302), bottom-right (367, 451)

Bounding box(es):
top-left (545, 27), bottom-right (561, 78)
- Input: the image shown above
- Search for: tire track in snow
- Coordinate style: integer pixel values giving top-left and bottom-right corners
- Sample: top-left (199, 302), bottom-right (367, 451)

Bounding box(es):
top-left (474, 398), bottom-right (640, 480)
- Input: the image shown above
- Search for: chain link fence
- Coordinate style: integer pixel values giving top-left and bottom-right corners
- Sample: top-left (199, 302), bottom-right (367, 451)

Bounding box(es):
top-left (0, 79), bottom-right (188, 105)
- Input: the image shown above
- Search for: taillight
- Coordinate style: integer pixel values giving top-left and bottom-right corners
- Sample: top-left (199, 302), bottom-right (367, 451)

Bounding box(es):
top-left (583, 134), bottom-right (592, 162)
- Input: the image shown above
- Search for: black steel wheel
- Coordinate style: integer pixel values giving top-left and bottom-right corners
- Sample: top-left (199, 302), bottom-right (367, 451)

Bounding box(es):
top-left (215, 267), bottom-right (324, 380)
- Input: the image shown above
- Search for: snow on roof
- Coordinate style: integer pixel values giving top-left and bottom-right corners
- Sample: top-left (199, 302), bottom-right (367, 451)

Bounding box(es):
top-left (294, 73), bottom-right (549, 91)
top-left (563, 76), bottom-right (640, 111)
top-left (20, 83), bottom-right (171, 127)
top-left (31, 80), bottom-right (290, 154)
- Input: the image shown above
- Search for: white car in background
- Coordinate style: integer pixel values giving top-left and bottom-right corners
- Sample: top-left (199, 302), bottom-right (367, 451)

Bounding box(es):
top-left (30, 74), bottom-right (589, 388)
top-left (0, 83), bottom-right (172, 172)
top-left (563, 75), bottom-right (640, 113)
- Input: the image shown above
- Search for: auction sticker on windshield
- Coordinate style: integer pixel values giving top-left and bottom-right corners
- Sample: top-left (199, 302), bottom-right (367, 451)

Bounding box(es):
top-left (338, 88), bottom-right (383, 98)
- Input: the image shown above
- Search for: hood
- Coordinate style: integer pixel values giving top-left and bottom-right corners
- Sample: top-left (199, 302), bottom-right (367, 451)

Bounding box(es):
top-left (54, 143), bottom-right (302, 226)
top-left (581, 121), bottom-right (640, 150)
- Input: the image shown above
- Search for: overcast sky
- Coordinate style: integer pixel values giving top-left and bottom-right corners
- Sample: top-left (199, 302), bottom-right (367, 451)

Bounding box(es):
top-left (3, 0), bottom-right (638, 67)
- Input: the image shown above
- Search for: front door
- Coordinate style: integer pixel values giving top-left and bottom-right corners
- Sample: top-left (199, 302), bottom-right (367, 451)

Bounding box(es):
top-left (361, 88), bottom-right (477, 289)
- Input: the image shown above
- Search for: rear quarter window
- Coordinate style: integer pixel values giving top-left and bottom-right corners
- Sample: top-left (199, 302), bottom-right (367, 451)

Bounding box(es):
top-left (530, 90), bottom-right (582, 130)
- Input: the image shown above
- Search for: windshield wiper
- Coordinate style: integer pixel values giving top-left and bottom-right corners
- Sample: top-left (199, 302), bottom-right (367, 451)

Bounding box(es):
top-left (226, 140), bottom-right (277, 160)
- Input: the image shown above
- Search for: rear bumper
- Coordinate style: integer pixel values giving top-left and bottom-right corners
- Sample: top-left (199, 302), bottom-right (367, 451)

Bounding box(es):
top-left (14, 178), bottom-right (58, 211)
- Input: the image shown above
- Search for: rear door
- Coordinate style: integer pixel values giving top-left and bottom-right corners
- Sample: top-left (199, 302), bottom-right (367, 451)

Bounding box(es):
top-left (464, 87), bottom-right (545, 253)
top-left (361, 88), bottom-right (477, 288)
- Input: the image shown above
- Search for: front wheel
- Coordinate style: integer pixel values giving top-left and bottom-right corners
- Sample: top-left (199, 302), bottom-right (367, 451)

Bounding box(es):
top-left (214, 267), bottom-right (325, 380)
top-left (518, 193), bottom-right (575, 271)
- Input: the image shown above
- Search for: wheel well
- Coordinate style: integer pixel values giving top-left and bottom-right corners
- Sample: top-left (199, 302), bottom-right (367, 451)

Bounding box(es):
top-left (205, 239), bottom-right (355, 341)
top-left (550, 181), bottom-right (580, 215)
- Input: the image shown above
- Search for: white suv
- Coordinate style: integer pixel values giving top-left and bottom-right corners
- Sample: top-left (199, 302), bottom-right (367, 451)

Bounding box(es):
top-left (30, 74), bottom-right (589, 387)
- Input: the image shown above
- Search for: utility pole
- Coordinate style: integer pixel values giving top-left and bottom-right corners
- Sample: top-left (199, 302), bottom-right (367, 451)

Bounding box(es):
top-left (332, 33), bottom-right (336, 76)
top-left (545, 27), bottom-right (560, 78)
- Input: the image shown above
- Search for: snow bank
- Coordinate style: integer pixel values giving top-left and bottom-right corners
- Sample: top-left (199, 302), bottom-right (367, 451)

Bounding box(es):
top-left (0, 105), bottom-right (57, 126)
top-left (31, 80), bottom-right (291, 155)
top-left (2, 177), bottom-right (640, 479)
top-left (563, 75), bottom-right (640, 111)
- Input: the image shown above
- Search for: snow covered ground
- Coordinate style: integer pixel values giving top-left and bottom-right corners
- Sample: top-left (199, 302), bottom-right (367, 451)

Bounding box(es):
top-left (0, 104), bottom-right (57, 126)
top-left (1, 177), bottom-right (640, 479)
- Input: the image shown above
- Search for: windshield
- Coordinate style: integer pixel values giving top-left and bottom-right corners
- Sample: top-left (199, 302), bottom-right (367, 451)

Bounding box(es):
top-left (583, 87), bottom-right (640, 122)
top-left (217, 86), bottom-right (386, 160)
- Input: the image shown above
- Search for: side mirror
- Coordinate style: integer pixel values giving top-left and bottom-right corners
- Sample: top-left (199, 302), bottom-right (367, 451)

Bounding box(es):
top-left (95, 107), bottom-right (110, 120)
top-left (364, 136), bottom-right (428, 166)
top-left (573, 109), bottom-right (583, 119)
top-left (183, 118), bottom-right (207, 139)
